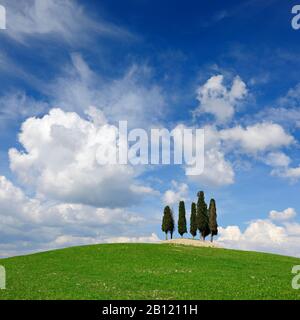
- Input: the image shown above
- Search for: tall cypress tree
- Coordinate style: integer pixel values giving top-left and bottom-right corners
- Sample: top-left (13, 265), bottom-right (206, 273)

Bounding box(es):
top-left (178, 201), bottom-right (187, 238)
top-left (209, 199), bottom-right (218, 242)
top-left (196, 191), bottom-right (210, 241)
top-left (162, 206), bottom-right (172, 240)
top-left (190, 202), bottom-right (197, 239)
top-left (170, 208), bottom-right (175, 239)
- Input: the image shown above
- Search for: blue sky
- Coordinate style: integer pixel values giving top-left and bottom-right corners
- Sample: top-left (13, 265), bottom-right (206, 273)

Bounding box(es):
top-left (1, 0), bottom-right (300, 257)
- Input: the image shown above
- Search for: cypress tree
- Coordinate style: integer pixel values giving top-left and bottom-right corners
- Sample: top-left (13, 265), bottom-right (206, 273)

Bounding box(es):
top-left (170, 208), bottom-right (175, 239)
top-left (190, 202), bottom-right (197, 239)
top-left (196, 191), bottom-right (210, 241)
top-left (178, 201), bottom-right (187, 238)
top-left (162, 206), bottom-right (171, 240)
top-left (209, 199), bottom-right (218, 242)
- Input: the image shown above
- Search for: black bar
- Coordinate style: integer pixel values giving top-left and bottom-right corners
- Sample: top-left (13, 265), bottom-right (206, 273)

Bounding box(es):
top-left (0, 300), bottom-right (299, 319)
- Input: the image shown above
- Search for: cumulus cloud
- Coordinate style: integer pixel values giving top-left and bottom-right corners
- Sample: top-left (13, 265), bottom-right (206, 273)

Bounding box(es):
top-left (2, 0), bottom-right (132, 44)
top-left (190, 74), bottom-right (296, 185)
top-left (9, 108), bottom-right (155, 208)
top-left (189, 124), bottom-right (234, 186)
top-left (194, 75), bottom-right (247, 123)
top-left (171, 124), bottom-right (234, 187)
top-left (272, 165), bottom-right (300, 181)
top-left (191, 147), bottom-right (234, 186)
top-left (183, 78), bottom-right (294, 186)
top-left (182, 121), bottom-right (293, 186)
top-left (175, 120), bottom-right (294, 186)
top-left (218, 220), bottom-right (286, 246)
top-left (0, 175), bottom-right (37, 223)
top-left (217, 122), bottom-right (296, 182)
top-left (263, 152), bottom-right (291, 167)
top-left (49, 233), bottom-right (160, 251)
top-left (162, 181), bottom-right (189, 206)
top-left (284, 222), bottom-right (300, 236)
top-left (0, 175), bottom-right (159, 257)
top-left (218, 209), bottom-right (300, 257)
top-left (0, 176), bottom-right (145, 226)
top-left (217, 220), bottom-right (299, 257)
top-left (257, 107), bottom-right (300, 129)
top-left (101, 233), bottom-right (160, 245)
top-left (220, 123), bottom-right (294, 153)
top-left (269, 208), bottom-right (297, 221)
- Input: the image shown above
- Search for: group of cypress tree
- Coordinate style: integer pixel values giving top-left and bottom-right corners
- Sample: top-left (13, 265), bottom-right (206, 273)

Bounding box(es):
top-left (162, 191), bottom-right (218, 242)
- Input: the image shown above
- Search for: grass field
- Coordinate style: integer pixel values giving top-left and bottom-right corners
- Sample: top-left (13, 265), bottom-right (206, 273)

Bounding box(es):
top-left (0, 243), bottom-right (300, 300)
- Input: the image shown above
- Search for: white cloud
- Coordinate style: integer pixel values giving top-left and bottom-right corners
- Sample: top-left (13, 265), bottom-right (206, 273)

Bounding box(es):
top-left (2, 0), bottom-right (132, 44)
top-left (191, 74), bottom-right (296, 185)
top-left (263, 152), bottom-right (291, 167)
top-left (218, 226), bottom-right (242, 241)
top-left (171, 120), bottom-right (294, 187)
top-left (0, 176), bottom-right (145, 226)
top-left (269, 208), bottom-right (297, 221)
top-left (0, 91), bottom-right (47, 126)
top-left (257, 107), bottom-right (300, 129)
top-left (100, 65), bottom-right (166, 127)
top-left (0, 232), bottom-right (161, 258)
top-left (52, 233), bottom-right (160, 248)
top-left (0, 175), bottom-right (158, 257)
top-left (188, 80), bottom-right (294, 186)
top-left (218, 219), bottom-right (287, 245)
top-left (243, 220), bottom-right (287, 244)
top-left (172, 124), bottom-right (235, 187)
top-left (220, 122), bottom-right (294, 153)
top-left (189, 124), bottom-right (235, 186)
top-left (218, 218), bottom-right (300, 257)
top-left (284, 222), bottom-right (300, 236)
top-left (101, 233), bottom-right (160, 244)
top-left (162, 181), bottom-right (189, 206)
top-left (277, 83), bottom-right (300, 109)
top-left (191, 147), bottom-right (234, 187)
top-left (48, 55), bottom-right (166, 127)
top-left (286, 167), bottom-right (300, 178)
top-left (194, 75), bottom-right (247, 123)
top-left (272, 165), bottom-right (300, 181)
top-left (255, 83), bottom-right (300, 129)
top-left (9, 108), bottom-right (155, 208)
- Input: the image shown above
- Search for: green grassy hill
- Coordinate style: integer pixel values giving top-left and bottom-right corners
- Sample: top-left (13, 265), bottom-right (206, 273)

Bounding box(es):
top-left (0, 243), bottom-right (300, 300)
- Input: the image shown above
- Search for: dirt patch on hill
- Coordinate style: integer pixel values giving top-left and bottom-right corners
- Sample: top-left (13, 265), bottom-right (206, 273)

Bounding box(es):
top-left (162, 238), bottom-right (222, 248)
